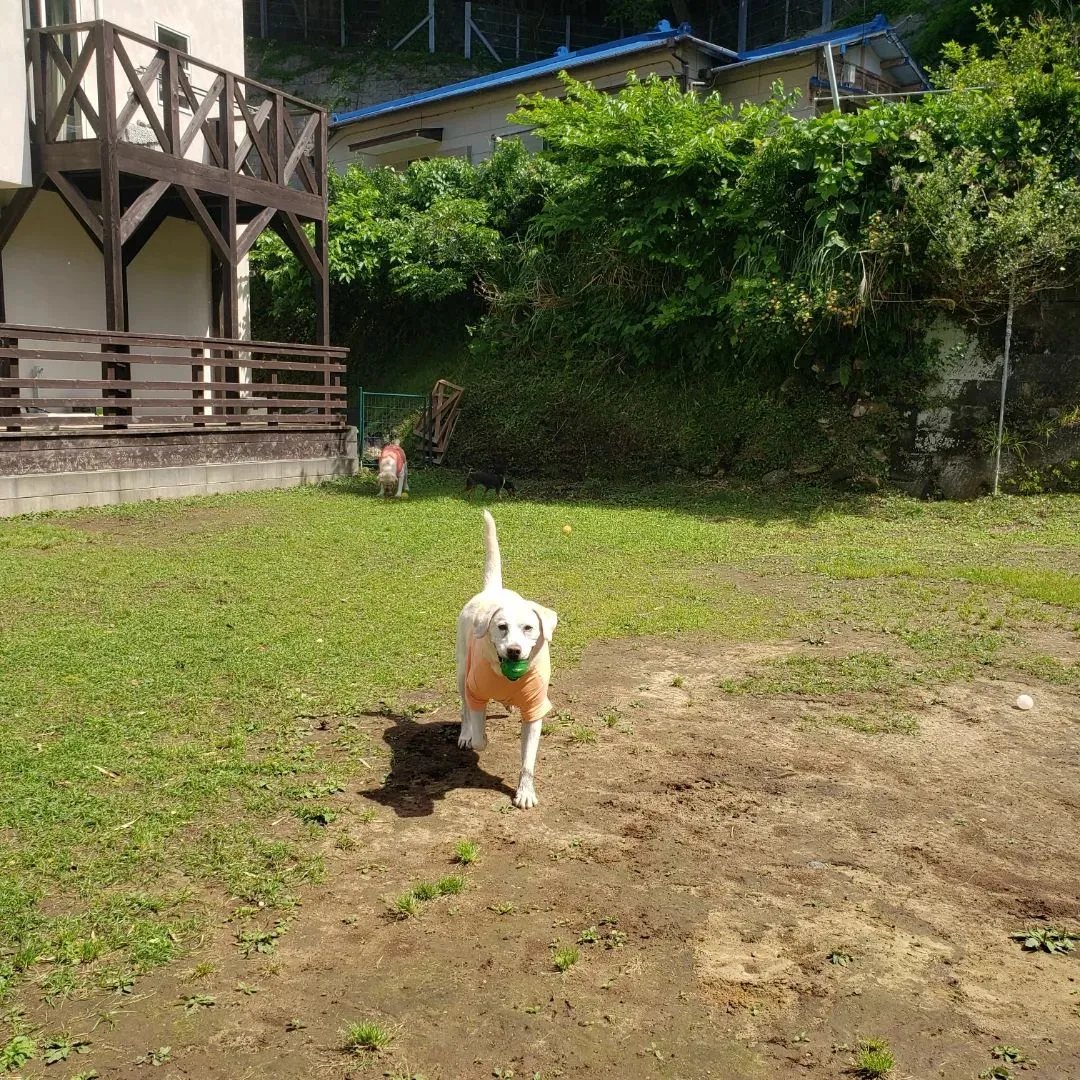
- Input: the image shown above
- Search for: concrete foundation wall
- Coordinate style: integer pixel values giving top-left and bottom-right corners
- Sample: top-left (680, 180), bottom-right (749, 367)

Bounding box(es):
top-left (0, 426), bottom-right (358, 516)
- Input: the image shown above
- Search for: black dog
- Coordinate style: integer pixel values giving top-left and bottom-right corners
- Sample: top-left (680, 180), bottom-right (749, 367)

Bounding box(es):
top-left (465, 469), bottom-right (516, 498)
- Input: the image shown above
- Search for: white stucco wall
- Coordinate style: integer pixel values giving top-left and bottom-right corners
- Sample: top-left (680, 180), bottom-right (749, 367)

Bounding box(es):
top-left (3, 191), bottom-right (212, 409)
top-left (0, 1), bottom-right (32, 188)
top-left (1, 0), bottom-right (250, 395)
top-left (94, 0), bottom-right (244, 75)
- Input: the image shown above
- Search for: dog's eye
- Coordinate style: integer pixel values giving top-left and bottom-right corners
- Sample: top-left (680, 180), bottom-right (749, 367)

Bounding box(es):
top-left (497, 622), bottom-right (508, 632)
top-left (523, 625), bottom-right (533, 634)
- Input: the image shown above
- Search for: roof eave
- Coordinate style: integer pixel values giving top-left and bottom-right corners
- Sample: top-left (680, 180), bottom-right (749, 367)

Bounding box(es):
top-left (330, 31), bottom-right (730, 129)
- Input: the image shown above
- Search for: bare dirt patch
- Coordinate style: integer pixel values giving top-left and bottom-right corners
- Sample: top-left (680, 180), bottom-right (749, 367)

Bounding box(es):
top-left (66, 503), bottom-right (266, 542)
top-left (34, 636), bottom-right (1080, 1079)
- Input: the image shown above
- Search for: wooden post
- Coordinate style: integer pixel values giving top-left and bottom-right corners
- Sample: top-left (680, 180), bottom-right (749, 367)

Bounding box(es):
top-left (259, 0), bottom-right (268, 37)
top-left (163, 47), bottom-right (181, 155)
top-left (272, 91), bottom-right (285, 185)
top-left (465, 2), bottom-right (471, 60)
top-left (821, 0), bottom-right (833, 31)
top-left (738, 0), bottom-right (748, 51)
top-left (565, 14), bottom-right (571, 49)
top-left (428, 0), bottom-right (435, 53)
top-left (515, 14), bottom-right (520, 60)
top-left (97, 24), bottom-right (131, 423)
top-left (314, 112), bottom-right (331, 416)
top-left (29, 29), bottom-right (47, 162)
top-left (219, 73), bottom-right (240, 418)
top-left (191, 346), bottom-right (206, 426)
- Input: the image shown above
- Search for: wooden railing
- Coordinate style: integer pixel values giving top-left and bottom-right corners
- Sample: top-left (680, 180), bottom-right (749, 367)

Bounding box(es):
top-left (0, 325), bottom-right (347, 434)
top-left (27, 20), bottom-right (326, 201)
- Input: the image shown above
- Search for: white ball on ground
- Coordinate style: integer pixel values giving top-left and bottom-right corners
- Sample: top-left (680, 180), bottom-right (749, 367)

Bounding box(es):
top-left (1015, 693), bottom-right (1034, 711)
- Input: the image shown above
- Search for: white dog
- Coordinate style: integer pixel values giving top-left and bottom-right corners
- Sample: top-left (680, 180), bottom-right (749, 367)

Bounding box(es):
top-left (456, 510), bottom-right (558, 809)
top-left (377, 440), bottom-right (408, 498)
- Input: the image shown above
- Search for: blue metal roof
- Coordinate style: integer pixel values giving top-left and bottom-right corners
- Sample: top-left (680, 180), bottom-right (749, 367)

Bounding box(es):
top-left (739, 14), bottom-right (891, 60)
top-left (330, 14), bottom-right (927, 129)
top-left (331, 21), bottom-right (736, 127)
top-left (731, 14), bottom-right (928, 88)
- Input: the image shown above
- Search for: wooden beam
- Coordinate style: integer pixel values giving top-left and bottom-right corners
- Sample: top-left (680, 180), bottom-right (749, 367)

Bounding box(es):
top-left (179, 72), bottom-right (224, 160)
top-left (0, 186), bottom-right (41, 252)
top-left (96, 23), bottom-right (127, 333)
top-left (282, 107), bottom-right (320, 195)
top-left (113, 36), bottom-right (171, 151)
top-left (47, 171), bottom-right (103, 249)
top-left (113, 53), bottom-right (162, 135)
top-left (29, 32), bottom-right (46, 155)
top-left (108, 143), bottom-right (324, 219)
top-left (0, 376), bottom-right (344, 396)
top-left (119, 180), bottom-right (170, 246)
top-left (314, 115), bottom-right (330, 349)
top-left (276, 210), bottom-right (323, 282)
top-left (163, 49), bottom-right (182, 154)
top-left (236, 206), bottom-right (277, 260)
top-left (282, 110), bottom-right (320, 191)
top-left (42, 140), bottom-right (325, 221)
top-left (121, 196), bottom-right (170, 267)
top-left (234, 94), bottom-right (275, 178)
top-left (273, 92), bottom-right (285, 188)
top-left (43, 34), bottom-right (101, 136)
top-left (44, 31), bottom-right (97, 143)
top-left (221, 73), bottom-right (240, 342)
top-left (222, 194), bottom-right (240, 339)
top-left (176, 186), bottom-right (231, 264)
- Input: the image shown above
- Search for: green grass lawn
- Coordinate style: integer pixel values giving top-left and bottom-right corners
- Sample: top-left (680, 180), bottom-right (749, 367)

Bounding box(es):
top-left (2, 473), bottom-right (1079, 1008)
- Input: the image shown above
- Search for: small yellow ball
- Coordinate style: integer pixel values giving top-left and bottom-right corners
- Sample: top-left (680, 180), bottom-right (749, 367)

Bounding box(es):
top-left (400, 492), bottom-right (409, 500)
top-left (562, 524), bottom-right (572, 534)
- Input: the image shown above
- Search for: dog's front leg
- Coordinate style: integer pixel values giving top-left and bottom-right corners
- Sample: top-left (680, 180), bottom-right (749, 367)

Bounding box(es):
top-left (395, 464), bottom-right (406, 497)
top-left (514, 719), bottom-right (542, 809)
top-left (458, 703), bottom-right (488, 751)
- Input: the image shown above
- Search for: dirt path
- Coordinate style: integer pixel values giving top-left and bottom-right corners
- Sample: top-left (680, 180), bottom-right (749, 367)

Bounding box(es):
top-left (40, 635), bottom-right (1080, 1080)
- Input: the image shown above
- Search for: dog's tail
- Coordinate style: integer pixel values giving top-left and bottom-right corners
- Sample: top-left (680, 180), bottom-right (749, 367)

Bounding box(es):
top-left (482, 509), bottom-right (502, 591)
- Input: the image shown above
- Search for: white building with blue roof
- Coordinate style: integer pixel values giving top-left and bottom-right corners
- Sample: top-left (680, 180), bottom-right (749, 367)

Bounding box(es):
top-left (328, 15), bottom-right (926, 173)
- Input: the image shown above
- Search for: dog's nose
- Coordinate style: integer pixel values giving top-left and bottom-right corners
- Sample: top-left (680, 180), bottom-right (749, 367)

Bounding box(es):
top-left (505, 645), bottom-right (522, 660)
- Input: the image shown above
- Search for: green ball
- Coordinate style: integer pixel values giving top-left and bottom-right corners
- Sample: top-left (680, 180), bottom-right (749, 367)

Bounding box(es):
top-left (500, 658), bottom-right (530, 681)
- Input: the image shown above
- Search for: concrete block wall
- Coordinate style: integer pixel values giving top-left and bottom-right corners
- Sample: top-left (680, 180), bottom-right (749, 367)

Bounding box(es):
top-left (0, 427), bottom-right (359, 516)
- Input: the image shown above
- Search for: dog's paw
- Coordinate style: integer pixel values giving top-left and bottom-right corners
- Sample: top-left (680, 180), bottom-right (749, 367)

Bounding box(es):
top-left (513, 782), bottom-right (538, 810)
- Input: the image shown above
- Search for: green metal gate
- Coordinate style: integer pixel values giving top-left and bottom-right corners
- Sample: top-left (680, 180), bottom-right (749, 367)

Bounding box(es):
top-left (357, 389), bottom-right (433, 468)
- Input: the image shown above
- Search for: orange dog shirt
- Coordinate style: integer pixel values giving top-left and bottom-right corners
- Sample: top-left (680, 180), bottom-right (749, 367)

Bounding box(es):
top-left (465, 637), bottom-right (552, 723)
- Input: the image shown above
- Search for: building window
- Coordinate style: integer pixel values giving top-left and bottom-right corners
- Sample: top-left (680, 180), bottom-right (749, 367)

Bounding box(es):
top-left (27, 0), bottom-right (75, 30)
top-left (155, 24), bottom-right (190, 106)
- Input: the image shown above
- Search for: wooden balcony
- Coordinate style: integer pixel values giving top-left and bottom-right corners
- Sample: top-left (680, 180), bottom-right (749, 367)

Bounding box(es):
top-left (0, 325), bottom-right (347, 435)
top-left (27, 20), bottom-right (326, 219)
top-left (2, 21), bottom-right (331, 344)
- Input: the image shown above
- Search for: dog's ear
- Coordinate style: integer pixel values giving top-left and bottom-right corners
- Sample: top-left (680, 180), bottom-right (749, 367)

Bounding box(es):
top-left (532, 605), bottom-right (558, 644)
top-left (473, 604), bottom-right (501, 639)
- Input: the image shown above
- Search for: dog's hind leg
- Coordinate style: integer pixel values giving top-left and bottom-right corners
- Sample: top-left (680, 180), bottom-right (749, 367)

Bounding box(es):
top-left (395, 463), bottom-right (406, 498)
top-left (513, 719), bottom-right (542, 809)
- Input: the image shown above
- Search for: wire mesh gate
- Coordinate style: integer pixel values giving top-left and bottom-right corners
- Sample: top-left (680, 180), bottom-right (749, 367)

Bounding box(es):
top-left (357, 389), bottom-right (433, 468)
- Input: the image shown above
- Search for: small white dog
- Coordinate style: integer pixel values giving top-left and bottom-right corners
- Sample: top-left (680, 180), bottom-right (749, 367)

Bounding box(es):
top-left (377, 440), bottom-right (408, 498)
top-left (456, 510), bottom-right (558, 809)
